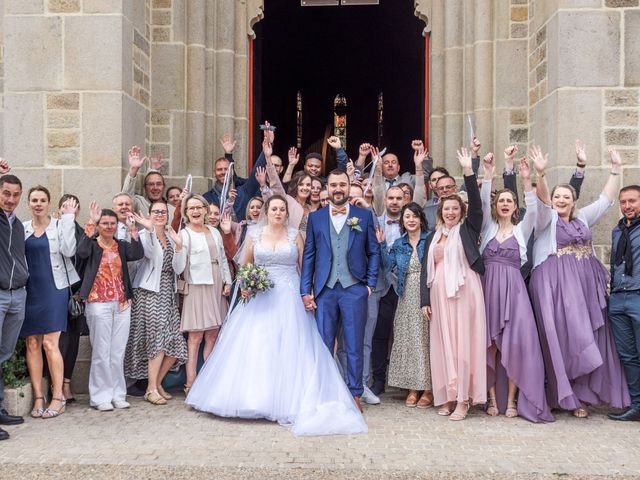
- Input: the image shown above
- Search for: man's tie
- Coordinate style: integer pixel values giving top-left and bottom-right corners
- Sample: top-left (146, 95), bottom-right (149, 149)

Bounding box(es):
top-left (385, 178), bottom-right (396, 186)
top-left (331, 206), bottom-right (347, 216)
top-left (387, 219), bottom-right (399, 225)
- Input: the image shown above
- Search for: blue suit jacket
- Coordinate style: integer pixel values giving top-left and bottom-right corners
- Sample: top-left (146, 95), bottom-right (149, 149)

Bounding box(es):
top-left (300, 204), bottom-right (381, 297)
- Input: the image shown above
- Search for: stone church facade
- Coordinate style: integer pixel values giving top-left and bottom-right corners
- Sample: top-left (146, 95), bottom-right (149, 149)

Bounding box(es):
top-left (1, 0), bottom-right (639, 254)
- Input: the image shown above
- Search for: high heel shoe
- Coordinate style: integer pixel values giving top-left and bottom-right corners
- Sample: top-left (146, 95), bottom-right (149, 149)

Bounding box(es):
top-left (63, 380), bottom-right (76, 404)
top-left (449, 400), bottom-right (470, 421)
top-left (505, 400), bottom-right (518, 418)
top-left (486, 396), bottom-right (499, 417)
top-left (42, 397), bottom-right (66, 419)
top-left (30, 397), bottom-right (46, 418)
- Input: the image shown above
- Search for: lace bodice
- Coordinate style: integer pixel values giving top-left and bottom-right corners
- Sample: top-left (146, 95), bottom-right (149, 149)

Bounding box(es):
top-left (250, 227), bottom-right (300, 287)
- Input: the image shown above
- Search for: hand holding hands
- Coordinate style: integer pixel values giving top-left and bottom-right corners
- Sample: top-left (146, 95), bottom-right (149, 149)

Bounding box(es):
top-left (302, 294), bottom-right (317, 311)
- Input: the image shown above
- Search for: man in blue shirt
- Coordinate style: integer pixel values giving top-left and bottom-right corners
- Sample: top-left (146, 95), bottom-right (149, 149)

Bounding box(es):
top-left (608, 185), bottom-right (640, 422)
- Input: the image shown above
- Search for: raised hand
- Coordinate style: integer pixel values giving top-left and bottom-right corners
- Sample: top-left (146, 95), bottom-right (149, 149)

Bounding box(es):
top-left (483, 152), bottom-right (495, 179)
top-left (471, 137), bottom-right (481, 156)
top-left (149, 152), bottom-right (163, 171)
top-left (61, 197), bottom-right (79, 216)
top-left (456, 147), bottom-right (473, 173)
top-left (346, 159), bottom-right (356, 179)
top-left (255, 166), bottom-right (267, 188)
top-left (575, 139), bottom-right (587, 167)
top-left (608, 146), bottom-right (622, 168)
top-left (220, 134), bottom-right (236, 154)
top-left (411, 139), bottom-right (425, 151)
top-left (131, 212), bottom-right (154, 231)
top-left (128, 146), bottom-right (146, 173)
top-left (262, 137), bottom-right (273, 159)
top-left (220, 212), bottom-right (232, 234)
top-left (528, 145), bottom-right (548, 174)
top-left (413, 146), bottom-right (427, 167)
top-left (518, 156), bottom-right (532, 180)
top-left (288, 147), bottom-right (300, 166)
top-left (327, 136), bottom-right (342, 149)
top-left (375, 225), bottom-right (385, 243)
top-left (167, 225), bottom-right (183, 250)
top-left (263, 120), bottom-right (275, 145)
top-left (89, 200), bottom-right (101, 224)
top-left (227, 188), bottom-right (237, 204)
top-left (0, 158), bottom-right (10, 174)
top-left (358, 143), bottom-right (371, 159)
top-left (504, 145), bottom-right (518, 171)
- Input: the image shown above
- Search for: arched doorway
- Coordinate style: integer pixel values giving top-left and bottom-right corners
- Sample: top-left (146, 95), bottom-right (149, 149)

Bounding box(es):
top-left (249, 1), bottom-right (428, 171)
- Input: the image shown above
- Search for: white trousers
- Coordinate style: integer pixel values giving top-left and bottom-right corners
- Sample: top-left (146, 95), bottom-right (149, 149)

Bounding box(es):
top-left (85, 301), bottom-right (131, 406)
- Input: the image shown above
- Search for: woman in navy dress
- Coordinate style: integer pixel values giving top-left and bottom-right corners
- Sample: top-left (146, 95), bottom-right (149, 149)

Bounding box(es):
top-left (22, 186), bottom-right (79, 419)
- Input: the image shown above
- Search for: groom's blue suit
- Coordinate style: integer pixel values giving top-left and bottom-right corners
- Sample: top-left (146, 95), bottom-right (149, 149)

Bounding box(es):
top-left (300, 204), bottom-right (380, 396)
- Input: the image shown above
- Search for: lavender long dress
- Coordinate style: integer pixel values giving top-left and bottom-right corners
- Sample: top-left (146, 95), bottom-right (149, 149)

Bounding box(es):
top-left (530, 219), bottom-right (630, 410)
top-left (482, 236), bottom-right (554, 422)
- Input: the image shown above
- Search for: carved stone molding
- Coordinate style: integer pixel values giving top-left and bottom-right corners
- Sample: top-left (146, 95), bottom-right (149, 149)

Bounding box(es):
top-left (414, 0), bottom-right (431, 34)
top-left (247, 0), bottom-right (265, 39)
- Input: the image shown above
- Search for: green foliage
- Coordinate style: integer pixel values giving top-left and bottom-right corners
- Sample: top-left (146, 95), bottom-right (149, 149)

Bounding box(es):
top-left (2, 337), bottom-right (28, 388)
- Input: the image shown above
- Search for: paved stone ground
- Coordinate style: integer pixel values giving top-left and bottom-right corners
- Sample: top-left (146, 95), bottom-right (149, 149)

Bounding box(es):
top-left (0, 390), bottom-right (638, 479)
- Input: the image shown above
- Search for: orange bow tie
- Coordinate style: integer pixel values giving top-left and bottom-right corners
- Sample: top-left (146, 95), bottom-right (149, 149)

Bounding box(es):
top-left (331, 206), bottom-right (347, 216)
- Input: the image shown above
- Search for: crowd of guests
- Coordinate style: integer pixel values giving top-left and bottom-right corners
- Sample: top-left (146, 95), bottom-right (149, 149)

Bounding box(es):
top-left (0, 127), bottom-right (639, 441)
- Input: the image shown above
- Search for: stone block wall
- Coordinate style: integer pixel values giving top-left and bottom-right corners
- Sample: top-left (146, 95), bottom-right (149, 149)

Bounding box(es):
top-left (528, 0), bottom-right (640, 251)
top-left (2, 0), bottom-right (150, 220)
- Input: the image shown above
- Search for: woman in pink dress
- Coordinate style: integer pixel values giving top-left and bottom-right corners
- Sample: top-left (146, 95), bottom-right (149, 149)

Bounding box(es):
top-left (420, 148), bottom-right (487, 421)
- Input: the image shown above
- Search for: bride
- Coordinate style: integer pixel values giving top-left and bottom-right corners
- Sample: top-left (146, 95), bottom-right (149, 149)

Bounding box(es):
top-left (185, 195), bottom-right (367, 436)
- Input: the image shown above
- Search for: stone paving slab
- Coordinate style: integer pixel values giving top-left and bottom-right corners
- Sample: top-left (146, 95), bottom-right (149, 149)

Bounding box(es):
top-left (0, 391), bottom-right (638, 479)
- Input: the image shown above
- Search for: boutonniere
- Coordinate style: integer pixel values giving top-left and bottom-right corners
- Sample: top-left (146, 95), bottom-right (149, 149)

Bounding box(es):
top-left (346, 216), bottom-right (362, 232)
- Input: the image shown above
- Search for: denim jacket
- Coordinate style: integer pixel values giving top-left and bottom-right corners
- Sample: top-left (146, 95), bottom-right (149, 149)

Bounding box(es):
top-left (381, 230), bottom-right (431, 297)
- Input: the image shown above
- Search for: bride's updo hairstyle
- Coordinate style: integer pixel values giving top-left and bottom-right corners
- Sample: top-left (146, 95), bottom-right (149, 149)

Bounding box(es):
top-left (264, 194), bottom-right (289, 223)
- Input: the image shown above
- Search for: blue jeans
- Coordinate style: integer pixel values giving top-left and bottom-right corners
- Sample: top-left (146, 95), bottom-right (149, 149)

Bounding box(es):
top-left (609, 290), bottom-right (640, 407)
top-left (0, 288), bottom-right (27, 407)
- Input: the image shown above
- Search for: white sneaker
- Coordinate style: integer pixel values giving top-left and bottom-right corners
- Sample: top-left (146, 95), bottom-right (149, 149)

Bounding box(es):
top-left (95, 402), bottom-right (114, 411)
top-left (361, 386), bottom-right (381, 405)
top-left (112, 400), bottom-right (130, 409)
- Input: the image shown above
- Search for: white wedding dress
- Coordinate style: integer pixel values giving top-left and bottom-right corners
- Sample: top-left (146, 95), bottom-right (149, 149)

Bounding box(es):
top-left (186, 227), bottom-right (367, 436)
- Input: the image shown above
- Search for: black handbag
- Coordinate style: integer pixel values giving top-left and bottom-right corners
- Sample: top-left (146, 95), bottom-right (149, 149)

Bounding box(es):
top-left (60, 243), bottom-right (84, 319)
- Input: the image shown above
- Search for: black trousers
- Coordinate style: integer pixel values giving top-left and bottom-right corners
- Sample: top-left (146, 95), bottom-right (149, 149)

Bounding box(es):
top-left (371, 288), bottom-right (398, 386)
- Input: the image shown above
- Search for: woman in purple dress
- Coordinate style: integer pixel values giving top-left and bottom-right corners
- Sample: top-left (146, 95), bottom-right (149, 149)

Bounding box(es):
top-left (531, 146), bottom-right (630, 418)
top-left (479, 151), bottom-right (553, 422)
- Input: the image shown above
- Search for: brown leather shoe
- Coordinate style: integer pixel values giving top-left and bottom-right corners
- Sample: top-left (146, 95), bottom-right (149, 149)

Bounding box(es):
top-left (353, 395), bottom-right (363, 413)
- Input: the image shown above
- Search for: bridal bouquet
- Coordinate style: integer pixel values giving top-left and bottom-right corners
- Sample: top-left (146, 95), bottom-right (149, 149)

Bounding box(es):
top-left (236, 263), bottom-right (274, 304)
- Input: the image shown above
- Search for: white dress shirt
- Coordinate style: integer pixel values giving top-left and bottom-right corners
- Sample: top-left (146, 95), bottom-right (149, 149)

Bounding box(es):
top-left (380, 214), bottom-right (402, 252)
top-left (330, 203), bottom-right (349, 234)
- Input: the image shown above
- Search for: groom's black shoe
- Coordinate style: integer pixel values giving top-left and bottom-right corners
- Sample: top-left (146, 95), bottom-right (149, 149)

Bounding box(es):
top-left (370, 381), bottom-right (385, 396)
top-left (0, 427), bottom-right (9, 441)
top-left (0, 408), bottom-right (24, 426)
top-left (608, 406), bottom-right (640, 422)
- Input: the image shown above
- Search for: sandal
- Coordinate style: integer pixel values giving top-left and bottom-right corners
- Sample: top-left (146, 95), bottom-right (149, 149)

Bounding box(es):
top-left (505, 401), bottom-right (518, 418)
top-left (573, 405), bottom-right (589, 418)
top-left (449, 401), bottom-right (470, 421)
top-left (405, 390), bottom-right (419, 408)
top-left (42, 397), bottom-right (66, 419)
top-left (144, 389), bottom-right (167, 405)
top-left (157, 385), bottom-right (172, 400)
top-left (486, 397), bottom-right (499, 417)
top-left (30, 397), bottom-right (46, 419)
top-left (437, 402), bottom-right (454, 416)
top-left (417, 392), bottom-right (433, 409)
top-left (63, 380), bottom-right (76, 404)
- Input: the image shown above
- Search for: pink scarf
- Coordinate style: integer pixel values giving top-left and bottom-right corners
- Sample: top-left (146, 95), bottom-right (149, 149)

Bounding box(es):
top-left (426, 224), bottom-right (467, 298)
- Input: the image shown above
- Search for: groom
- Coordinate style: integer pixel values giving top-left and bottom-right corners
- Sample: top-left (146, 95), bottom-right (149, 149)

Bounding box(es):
top-left (301, 169), bottom-right (380, 410)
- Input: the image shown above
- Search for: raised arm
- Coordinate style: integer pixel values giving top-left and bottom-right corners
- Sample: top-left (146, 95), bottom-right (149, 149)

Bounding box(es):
top-left (602, 147), bottom-right (622, 202)
top-left (529, 145), bottom-right (550, 206)
top-left (571, 139), bottom-right (587, 199)
top-left (283, 147), bottom-right (300, 184)
top-left (457, 147), bottom-right (482, 235)
top-left (328, 136), bottom-right (348, 171)
top-left (58, 198), bottom-right (79, 257)
top-left (371, 146), bottom-right (385, 215)
top-left (412, 142), bottom-right (427, 207)
top-left (480, 152), bottom-right (495, 232)
top-left (517, 158), bottom-right (537, 241)
top-left (262, 139), bottom-right (286, 197)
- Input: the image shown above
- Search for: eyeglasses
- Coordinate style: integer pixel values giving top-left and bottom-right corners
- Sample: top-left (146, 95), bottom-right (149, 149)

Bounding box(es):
top-left (186, 206), bottom-right (205, 211)
top-left (151, 210), bottom-right (168, 215)
top-left (145, 182), bottom-right (164, 188)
